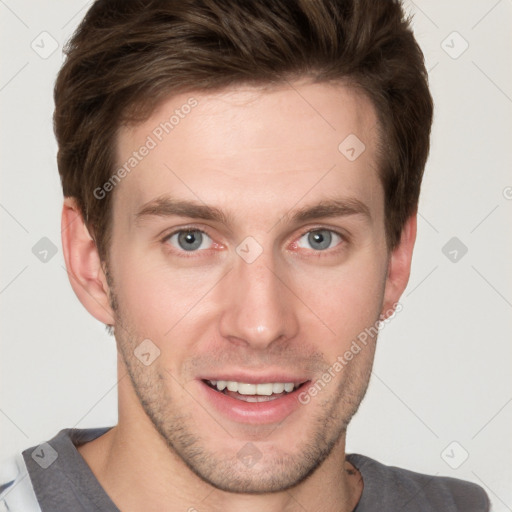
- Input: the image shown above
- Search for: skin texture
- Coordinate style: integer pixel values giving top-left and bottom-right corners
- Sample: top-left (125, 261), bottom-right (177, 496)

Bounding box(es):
top-left (62, 80), bottom-right (417, 512)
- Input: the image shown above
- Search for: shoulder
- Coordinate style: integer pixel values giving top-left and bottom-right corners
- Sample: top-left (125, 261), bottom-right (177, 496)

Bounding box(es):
top-left (0, 451), bottom-right (41, 511)
top-left (347, 453), bottom-right (490, 512)
top-left (1, 427), bottom-right (114, 512)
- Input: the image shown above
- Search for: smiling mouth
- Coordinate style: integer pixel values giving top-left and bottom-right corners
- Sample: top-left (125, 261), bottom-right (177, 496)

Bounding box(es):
top-left (202, 379), bottom-right (309, 402)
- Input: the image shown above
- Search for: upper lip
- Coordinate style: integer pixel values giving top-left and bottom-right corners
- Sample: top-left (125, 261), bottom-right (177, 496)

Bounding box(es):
top-left (199, 371), bottom-right (311, 386)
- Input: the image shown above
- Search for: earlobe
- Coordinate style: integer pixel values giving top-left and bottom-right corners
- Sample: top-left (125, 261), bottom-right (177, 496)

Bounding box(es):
top-left (381, 213), bottom-right (417, 318)
top-left (61, 197), bottom-right (115, 326)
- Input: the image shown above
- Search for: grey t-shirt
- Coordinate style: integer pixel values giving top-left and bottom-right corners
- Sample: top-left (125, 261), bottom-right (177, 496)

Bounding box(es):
top-left (21, 428), bottom-right (490, 511)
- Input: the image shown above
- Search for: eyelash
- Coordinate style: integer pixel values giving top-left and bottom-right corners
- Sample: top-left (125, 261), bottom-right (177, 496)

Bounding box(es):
top-left (161, 225), bottom-right (347, 258)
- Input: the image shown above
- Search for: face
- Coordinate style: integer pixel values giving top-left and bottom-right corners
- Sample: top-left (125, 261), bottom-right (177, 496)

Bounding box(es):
top-left (106, 81), bottom-right (393, 493)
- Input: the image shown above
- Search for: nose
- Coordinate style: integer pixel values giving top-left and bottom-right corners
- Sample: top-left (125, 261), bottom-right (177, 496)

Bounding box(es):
top-left (218, 250), bottom-right (300, 350)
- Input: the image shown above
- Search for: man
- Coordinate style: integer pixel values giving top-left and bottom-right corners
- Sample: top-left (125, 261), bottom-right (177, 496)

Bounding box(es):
top-left (0, 0), bottom-right (490, 510)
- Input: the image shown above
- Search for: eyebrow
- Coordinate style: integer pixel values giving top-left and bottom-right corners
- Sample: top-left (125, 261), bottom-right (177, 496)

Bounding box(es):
top-left (134, 195), bottom-right (371, 227)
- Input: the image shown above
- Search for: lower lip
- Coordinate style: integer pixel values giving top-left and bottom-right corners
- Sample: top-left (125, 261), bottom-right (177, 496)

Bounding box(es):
top-left (198, 380), bottom-right (309, 425)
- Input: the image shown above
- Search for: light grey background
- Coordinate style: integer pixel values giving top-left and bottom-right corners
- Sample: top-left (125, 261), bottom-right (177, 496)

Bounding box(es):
top-left (1, 1), bottom-right (511, 509)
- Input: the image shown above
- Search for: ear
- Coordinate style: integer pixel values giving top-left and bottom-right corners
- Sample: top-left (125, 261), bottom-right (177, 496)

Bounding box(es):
top-left (381, 213), bottom-right (417, 318)
top-left (61, 197), bottom-right (115, 326)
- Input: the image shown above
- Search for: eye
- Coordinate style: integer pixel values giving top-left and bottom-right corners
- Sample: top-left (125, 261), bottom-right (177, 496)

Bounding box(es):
top-left (165, 229), bottom-right (214, 252)
top-left (296, 229), bottom-right (343, 251)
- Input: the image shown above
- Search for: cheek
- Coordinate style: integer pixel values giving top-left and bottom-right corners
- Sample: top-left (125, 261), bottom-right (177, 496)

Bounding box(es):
top-left (113, 253), bottom-right (224, 340)
top-left (294, 255), bottom-right (386, 349)
top-left (111, 234), bottom-right (387, 352)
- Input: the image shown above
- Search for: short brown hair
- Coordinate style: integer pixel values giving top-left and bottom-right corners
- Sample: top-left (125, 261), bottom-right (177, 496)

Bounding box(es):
top-left (54, 0), bottom-right (433, 261)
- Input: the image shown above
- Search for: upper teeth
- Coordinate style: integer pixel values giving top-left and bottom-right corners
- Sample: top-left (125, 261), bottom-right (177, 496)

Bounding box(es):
top-left (208, 380), bottom-right (298, 395)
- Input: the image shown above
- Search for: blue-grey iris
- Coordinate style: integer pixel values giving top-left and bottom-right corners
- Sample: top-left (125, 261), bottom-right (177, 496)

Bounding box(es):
top-left (178, 230), bottom-right (203, 251)
top-left (308, 230), bottom-right (332, 250)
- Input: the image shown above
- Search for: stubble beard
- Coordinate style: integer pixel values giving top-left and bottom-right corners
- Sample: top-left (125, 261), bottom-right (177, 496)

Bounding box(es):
top-left (106, 272), bottom-right (376, 494)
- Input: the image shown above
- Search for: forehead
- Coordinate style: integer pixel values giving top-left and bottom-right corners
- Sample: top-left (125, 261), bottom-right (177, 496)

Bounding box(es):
top-left (113, 81), bottom-right (382, 226)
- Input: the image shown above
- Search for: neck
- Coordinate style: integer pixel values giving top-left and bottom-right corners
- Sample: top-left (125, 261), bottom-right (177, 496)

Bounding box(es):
top-left (77, 359), bottom-right (362, 512)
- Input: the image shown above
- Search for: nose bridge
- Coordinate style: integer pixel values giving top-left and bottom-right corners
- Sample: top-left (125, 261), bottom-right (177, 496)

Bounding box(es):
top-left (218, 246), bottom-right (299, 348)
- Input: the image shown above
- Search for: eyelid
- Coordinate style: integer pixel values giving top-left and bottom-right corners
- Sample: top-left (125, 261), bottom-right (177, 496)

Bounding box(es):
top-left (293, 226), bottom-right (348, 252)
top-left (161, 225), bottom-right (218, 255)
top-left (161, 223), bottom-right (214, 239)
top-left (297, 225), bottom-right (348, 240)
top-left (160, 224), bottom-right (348, 256)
